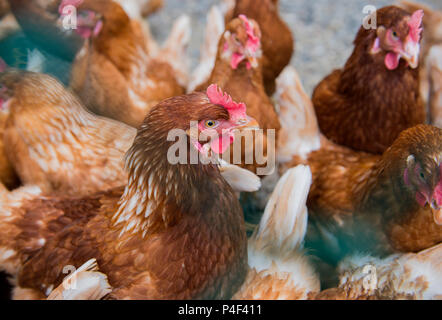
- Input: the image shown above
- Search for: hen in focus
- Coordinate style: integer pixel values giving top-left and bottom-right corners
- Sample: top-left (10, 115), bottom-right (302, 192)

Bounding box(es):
top-left (312, 6), bottom-right (425, 154)
top-left (0, 86), bottom-right (257, 299)
top-left (225, 0), bottom-right (294, 95)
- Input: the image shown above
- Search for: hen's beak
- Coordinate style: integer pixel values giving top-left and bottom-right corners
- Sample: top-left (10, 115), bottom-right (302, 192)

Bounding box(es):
top-left (430, 200), bottom-right (442, 226)
top-left (234, 116), bottom-right (260, 130)
top-left (400, 39), bottom-right (420, 69)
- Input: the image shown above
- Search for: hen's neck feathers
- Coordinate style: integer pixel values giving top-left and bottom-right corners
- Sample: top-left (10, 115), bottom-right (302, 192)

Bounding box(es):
top-left (90, 8), bottom-right (150, 77)
top-left (111, 119), bottom-right (236, 238)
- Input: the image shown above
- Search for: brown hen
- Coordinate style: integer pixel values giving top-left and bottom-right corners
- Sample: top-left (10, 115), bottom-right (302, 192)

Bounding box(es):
top-left (312, 6), bottom-right (425, 154)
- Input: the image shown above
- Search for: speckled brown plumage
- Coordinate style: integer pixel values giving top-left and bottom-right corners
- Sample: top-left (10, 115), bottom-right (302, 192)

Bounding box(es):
top-left (225, 0), bottom-right (294, 95)
top-left (0, 92), bottom-right (248, 300)
top-left (312, 6), bottom-right (425, 154)
top-left (0, 0), bottom-right (10, 19)
top-left (1, 69), bottom-right (135, 196)
top-left (70, 0), bottom-right (184, 127)
top-left (203, 17), bottom-right (280, 175)
top-left (313, 243), bottom-right (442, 300)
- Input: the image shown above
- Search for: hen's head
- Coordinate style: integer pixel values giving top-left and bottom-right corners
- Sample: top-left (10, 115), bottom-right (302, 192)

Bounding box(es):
top-left (388, 125), bottom-right (442, 225)
top-left (134, 84), bottom-right (258, 160)
top-left (363, 6), bottom-right (424, 70)
top-left (59, 0), bottom-right (127, 39)
top-left (221, 15), bottom-right (262, 70)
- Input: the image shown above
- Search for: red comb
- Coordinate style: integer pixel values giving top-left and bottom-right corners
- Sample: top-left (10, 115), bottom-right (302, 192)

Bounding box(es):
top-left (239, 14), bottom-right (260, 52)
top-left (59, 0), bottom-right (83, 14)
top-left (408, 9), bottom-right (424, 43)
top-left (207, 84), bottom-right (247, 121)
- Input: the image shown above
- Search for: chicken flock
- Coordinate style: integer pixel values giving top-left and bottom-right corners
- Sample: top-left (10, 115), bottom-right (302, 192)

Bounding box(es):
top-left (0, 0), bottom-right (440, 300)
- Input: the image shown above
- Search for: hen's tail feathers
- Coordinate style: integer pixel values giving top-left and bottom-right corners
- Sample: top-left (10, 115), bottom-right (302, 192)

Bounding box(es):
top-left (251, 165), bottom-right (311, 254)
top-left (274, 66), bottom-right (321, 163)
top-left (47, 258), bottom-right (112, 300)
top-left (187, 5), bottom-right (225, 93)
top-left (158, 14), bottom-right (191, 88)
top-left (0, 185), bottom-right (42, 274)
top-left (234, 165), bottom-right (320, 299)
top-left (329, 244), bottom-right (442, 299)
top-left (113, 0), bottom-right (160, 54)
top-left (428, 45), bottom-right (442, 128)
top-left (218, 159), bottom-right (261, 193)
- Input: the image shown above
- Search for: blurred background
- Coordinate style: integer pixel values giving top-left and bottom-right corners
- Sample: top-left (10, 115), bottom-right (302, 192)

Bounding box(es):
top-left (149, 0), bottom-right (441, 94)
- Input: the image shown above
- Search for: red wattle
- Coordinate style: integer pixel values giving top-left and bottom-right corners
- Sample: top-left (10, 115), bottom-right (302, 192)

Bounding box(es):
top-left (385, 52), bottom-right (400, 70)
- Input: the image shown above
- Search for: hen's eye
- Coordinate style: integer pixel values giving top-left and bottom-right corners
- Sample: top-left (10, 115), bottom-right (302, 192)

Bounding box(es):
top-left (204, 120), bottom-right (219, 128)
top-left (392, 31), bottom-right (398, 40)
top-left (420, 172), bottom-right (425, 180)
